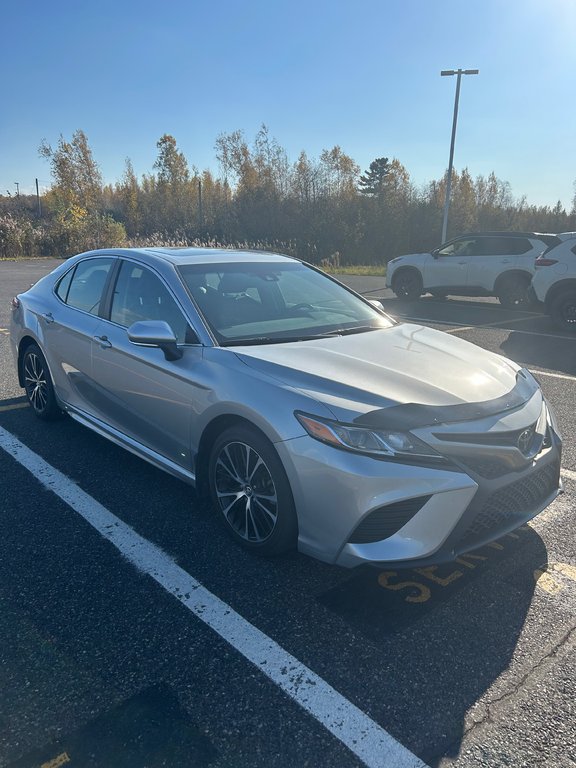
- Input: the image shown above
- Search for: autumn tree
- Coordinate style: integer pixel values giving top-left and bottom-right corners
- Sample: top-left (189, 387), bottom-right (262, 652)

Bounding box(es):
top-left (115, 158), bottom-right (141, 236)
top-left (39, 129), bottom-right (103, 211)
top-left (39, 129), bottom-right (125, 254)
top-left (152, 134), bottom-right (195, 232)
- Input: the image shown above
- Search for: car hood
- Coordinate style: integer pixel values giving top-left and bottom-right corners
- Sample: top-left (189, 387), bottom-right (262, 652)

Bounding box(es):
top-left (392, 252), bottom-right (431, 262)
top-left (232, 324), bottom-right (527, 422)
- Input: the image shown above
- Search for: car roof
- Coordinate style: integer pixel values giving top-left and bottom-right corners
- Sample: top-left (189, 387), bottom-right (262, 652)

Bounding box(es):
top-left (83, 247), bottom-right (297, 267)
top-left (555, 232), bottom-right (576, 242)
top-left (460, 231), bottom-right (556, 239)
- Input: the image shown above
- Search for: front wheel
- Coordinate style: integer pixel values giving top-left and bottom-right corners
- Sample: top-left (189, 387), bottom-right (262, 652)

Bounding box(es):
top-left (392, 270), bottom-right (423, 300)
top-left (497, 276), bottom-right (532, 308)
top-left (208, 425), bottom-right (298, 555)
top-left (550, 290), bottom-right (576, 331)
top-left (22, 344), bottom-right (62, 420)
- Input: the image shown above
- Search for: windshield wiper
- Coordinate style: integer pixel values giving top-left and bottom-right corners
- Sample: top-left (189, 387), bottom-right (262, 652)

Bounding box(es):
top-left (316, 325), bottom-right (382, 337)
top-left (221, 336), bottom-right (302, 346)
top-left (221, 326), bottom-right (383, 346)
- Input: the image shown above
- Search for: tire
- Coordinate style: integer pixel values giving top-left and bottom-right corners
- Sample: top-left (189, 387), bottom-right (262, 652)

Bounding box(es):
top-left (497, 275), bottom-right (532, 308)
top-left (392, 269), bottom-right (423, 300)
top-left (550, 290), bottom-right (576, 331)
top-left (208, 425), bottom-right (298, 555)
top-left (22, 343), bottom-right (62, 420)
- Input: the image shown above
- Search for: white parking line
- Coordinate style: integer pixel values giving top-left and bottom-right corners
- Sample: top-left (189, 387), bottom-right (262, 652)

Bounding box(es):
top-left (398, 314), bottom-right (576, 342)
top-left (0, 426), bottom-right (426, 768)
top-left (528, 369), bottom-right (576, 383)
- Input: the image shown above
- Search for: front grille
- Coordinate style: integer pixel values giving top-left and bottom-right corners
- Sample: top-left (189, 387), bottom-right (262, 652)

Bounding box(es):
top-left (457, 460), bottom-right (560, 548)
top-left (349, 495), bottom-right (431, 544)
top-left (456, 457), bottom-right (510, 479)
top-left (433, 423), bottom-right (537, 447)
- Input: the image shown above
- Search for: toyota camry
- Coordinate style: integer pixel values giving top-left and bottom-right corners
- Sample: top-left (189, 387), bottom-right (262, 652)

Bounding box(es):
top-left (10, 248), bottom-right (562, 568)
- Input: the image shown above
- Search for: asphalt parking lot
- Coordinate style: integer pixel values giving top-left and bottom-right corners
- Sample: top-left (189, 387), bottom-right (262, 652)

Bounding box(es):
top-left (1, 260), bottom-right (575, 768)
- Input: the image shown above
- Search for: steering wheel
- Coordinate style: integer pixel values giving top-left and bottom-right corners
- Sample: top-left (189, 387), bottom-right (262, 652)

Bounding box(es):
top-left (290, 303), bottom-right (315, 312)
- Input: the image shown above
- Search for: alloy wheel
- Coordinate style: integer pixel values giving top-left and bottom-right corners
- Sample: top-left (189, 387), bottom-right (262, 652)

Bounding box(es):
top-left (24, 351), bottom-right (49, 414)
top-left (213, 441), bottom-right (278, 543)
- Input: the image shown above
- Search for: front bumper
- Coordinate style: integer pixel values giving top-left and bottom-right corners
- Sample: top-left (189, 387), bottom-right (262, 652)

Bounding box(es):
top-left (277, 400), bottom-right (562, 569)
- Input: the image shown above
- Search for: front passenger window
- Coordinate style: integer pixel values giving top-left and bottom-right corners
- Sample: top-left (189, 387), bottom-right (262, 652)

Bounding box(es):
top-left (110, 262), bottom-right (193, 344)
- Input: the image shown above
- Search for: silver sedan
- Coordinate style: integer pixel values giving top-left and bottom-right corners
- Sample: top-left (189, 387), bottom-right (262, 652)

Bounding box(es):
top-left (10, 248), bottom-right (562, 568)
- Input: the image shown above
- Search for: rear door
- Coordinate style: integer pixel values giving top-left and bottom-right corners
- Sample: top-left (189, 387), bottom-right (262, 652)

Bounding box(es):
top-left (43, 256), bottom-right (116, 409)
top-left (467, 236), bottom-right (533, 290)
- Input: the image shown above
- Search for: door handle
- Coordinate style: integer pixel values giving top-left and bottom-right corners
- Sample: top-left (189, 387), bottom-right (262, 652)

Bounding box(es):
top-left (94, 334), bottom-right (112, 349)
top-left (42, 312), bottom-right (54, 324)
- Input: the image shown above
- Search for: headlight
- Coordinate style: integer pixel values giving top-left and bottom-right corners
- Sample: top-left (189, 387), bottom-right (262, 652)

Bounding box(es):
top-left (295, 412), bottom-right (441, 460)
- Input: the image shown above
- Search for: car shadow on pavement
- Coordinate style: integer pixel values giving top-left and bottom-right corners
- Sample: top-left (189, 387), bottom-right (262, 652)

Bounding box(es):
top-left (318, 527), bottom-right (548, 765)
top-left (500, 330), bottom-right (576, 376)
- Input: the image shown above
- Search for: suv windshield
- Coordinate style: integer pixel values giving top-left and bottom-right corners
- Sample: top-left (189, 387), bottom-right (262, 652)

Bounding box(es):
top-left (178, 261), bottom-right (392, 344)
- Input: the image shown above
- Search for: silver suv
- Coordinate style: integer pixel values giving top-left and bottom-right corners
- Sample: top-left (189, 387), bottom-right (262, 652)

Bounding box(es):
top-left (386, 231), bottom-right (562, 307)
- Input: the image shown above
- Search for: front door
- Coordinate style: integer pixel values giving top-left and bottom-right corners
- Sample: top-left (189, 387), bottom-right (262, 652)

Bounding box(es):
top-left (89, 260), bottom-right (203, 469)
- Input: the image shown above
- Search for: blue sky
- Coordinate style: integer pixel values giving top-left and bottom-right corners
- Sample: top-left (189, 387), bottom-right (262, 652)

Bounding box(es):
top-left (2, 0), bottom-right (575, 209)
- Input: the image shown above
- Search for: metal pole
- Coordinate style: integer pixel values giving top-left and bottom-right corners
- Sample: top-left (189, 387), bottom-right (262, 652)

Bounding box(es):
top-left (440, 68), bottom-right (478, 243)
top-left (35, 178), bottom-right (42, 217)
top-left (441, 70), bottom-right (462, 244)
top-left (198, 178), bottom-right (203, 229)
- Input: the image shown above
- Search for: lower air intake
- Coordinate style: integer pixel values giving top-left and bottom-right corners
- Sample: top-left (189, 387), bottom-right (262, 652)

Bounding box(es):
top-left (349, 495), bottom-right (431, 544)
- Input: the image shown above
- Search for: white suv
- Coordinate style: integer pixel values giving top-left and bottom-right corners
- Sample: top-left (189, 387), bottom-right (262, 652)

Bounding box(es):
top-left (530, 233), bottom-right (576, 330)
top-left (386, 232), bottom-right (561, 307)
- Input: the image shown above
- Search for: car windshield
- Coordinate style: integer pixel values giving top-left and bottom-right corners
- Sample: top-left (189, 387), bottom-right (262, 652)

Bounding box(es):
top-left (178, 261), bottom-right (393, 345)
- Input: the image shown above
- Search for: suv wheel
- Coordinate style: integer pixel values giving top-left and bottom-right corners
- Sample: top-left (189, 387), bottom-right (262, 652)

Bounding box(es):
top-left (497, 275), bottom-right (532, 308)
top-left (550, 289), bottom-right (576, 331)
top-left (392, 269), bottom-right (423, 300)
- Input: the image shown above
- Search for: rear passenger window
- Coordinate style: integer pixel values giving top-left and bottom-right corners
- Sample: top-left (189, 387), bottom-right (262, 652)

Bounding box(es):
top-left (55, 268), bottom-right (74, 302)
top-left (57, 258), bottom-right (114, 315)
top-left (505, 238), bottom-right (532, 255)
top-left (470, 237), bottom-right (531, 256)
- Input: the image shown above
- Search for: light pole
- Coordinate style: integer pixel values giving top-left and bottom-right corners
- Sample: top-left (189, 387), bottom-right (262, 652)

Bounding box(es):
top-left (440, 68), bottom-right (479, 243)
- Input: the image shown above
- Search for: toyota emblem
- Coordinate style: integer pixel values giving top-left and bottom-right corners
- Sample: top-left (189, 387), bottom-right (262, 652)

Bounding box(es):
top-left (517, 427), bottom-right (534, 455)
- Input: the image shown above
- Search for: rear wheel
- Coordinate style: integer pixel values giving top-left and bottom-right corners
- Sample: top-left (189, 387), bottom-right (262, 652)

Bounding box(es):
top-left (22, 344), bottom-right (61, 420)
top-left (497, 275), bottom-right (532, 308)
top-left (392, 270), bottom-right (423, 300)
top-left (550, 290), bottom-right (576, 331)
top-left (208, 425), bottom-right (298, 555)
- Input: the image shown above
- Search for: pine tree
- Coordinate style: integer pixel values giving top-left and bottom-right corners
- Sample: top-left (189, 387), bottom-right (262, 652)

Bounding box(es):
top-left (358, 157), bottom-right (390, 196)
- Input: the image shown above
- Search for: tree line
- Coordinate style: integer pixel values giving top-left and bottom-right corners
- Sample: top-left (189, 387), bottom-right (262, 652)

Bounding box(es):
top-left (1, 126), bottom-right (575, 263)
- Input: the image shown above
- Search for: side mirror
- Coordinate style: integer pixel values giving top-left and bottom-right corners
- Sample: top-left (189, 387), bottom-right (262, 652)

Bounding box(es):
top-left (128, 320), bottom-right (183, 361)
top-left (369, 299), bottom-right (384, 310)
top-left (431, 249), bottom-right (440, 259)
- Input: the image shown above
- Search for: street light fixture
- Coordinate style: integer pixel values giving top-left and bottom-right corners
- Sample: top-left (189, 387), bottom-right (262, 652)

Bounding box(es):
top-left (440, 68), bottom-right (479, 243)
